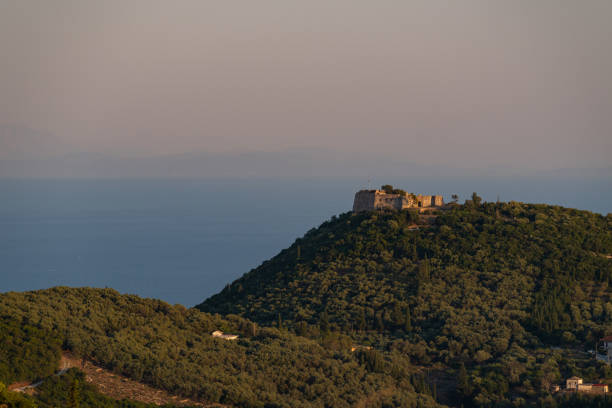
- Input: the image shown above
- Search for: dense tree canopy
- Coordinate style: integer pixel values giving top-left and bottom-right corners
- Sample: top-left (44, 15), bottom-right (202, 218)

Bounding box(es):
top-left (0, 287), bottom-right (439, 408)
top-left (0, 318), bottom-right (61, 384)
top-left (198, 202), bottom-right (612, 405)
top-left (200, 203), bottom-right (611, 337)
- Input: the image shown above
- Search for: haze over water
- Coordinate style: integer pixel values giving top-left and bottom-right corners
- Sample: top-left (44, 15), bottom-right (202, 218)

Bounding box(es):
top-left (1, 1), bottom-right (611, 173)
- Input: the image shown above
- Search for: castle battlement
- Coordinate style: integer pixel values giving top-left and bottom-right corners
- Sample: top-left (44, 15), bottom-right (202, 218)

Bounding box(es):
top-left (352, 189), bottom-right (443, 212)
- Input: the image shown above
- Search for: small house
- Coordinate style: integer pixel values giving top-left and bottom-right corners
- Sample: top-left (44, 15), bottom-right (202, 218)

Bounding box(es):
top-left (566, 377), bottom-right (582, 390)
top-left (211, 330), bottom-right (239, 340)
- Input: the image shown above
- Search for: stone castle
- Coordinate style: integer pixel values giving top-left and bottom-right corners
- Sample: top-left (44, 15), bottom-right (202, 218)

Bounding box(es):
top-left (353, 189), bottom-right (444, 212)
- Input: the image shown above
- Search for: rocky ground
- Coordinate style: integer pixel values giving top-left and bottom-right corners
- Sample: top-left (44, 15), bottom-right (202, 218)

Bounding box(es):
top-left (9, 352), bottom-right (224, 407)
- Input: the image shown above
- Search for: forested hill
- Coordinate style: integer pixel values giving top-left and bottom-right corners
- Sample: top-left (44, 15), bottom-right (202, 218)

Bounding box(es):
top-left (197, 201), bottom-right (612, 405)
top-left (198, 201), bottom-right (612, 356)
top-left (0, 287), bottom-right (441, 408)
top-left (2, 202), bottom-right (612, 408)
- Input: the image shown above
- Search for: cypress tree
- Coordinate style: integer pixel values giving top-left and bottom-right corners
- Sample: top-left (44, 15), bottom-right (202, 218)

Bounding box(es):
top-left (68, 378), bottom-right (80, 408)
top-left (358, 309), bottom-right (367, 332)
top-left (376, 312), bottom-right (385, 332)
top-left (457, 362), bottom-right (472, 399)
top-left (319, 310), bottom-right (330, 333)
top-left (432, 380), bottom-right (437, 402)
top-left (391, 302), bottom-right (403, 328)
top-left (404, 307), bottom-right (412, 332)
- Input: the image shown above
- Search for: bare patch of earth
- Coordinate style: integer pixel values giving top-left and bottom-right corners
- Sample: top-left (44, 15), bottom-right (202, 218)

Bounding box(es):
top-left (58, 352), bottom-right (224, 407)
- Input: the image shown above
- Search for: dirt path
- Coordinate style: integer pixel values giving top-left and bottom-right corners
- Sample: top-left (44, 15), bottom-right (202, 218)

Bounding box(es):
top-left (9, 352), bottom-right (223, 407)
top-left (60, 352), bottom-right (222, 407)
top-left (7, 380), bottom-right (43, 393)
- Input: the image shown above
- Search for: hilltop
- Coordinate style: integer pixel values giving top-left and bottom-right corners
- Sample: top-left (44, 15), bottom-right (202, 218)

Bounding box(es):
top-left (198, 200), bottom-right (612, 405)
top-left (199, 200), bottom-right (612, 332)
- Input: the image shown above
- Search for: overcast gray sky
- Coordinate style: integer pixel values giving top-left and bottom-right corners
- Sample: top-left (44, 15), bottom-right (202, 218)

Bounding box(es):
top-left (1, 0), bottom-right (611, 172)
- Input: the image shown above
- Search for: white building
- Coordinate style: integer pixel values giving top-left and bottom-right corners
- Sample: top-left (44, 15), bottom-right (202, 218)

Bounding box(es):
top-left (211, 330), bottom-right (239, 340)
top-left (566, 377), bottom-right (609, 394)
top-left (566, 377), bottom-right (582, 390)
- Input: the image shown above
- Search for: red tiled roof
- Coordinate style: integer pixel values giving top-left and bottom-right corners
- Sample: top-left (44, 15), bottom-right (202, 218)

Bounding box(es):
top-left (601, 335), bottom-right (612, 342)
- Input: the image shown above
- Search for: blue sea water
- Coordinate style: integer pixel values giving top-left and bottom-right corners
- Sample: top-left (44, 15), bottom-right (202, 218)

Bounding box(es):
top-left (0, 179), bottom-right (359, 306)
top-left (0, 176), bottom-right (610, 306)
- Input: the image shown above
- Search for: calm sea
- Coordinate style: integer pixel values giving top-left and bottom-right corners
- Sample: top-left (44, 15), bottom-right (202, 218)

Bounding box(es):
top-left (1, 176), bottom-right (610, 306)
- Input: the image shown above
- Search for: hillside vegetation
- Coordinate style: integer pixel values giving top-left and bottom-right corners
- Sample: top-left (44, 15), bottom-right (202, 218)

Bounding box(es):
top-left (0, 319), bottom-right (61, 385)
top-left (198, 201), bottom-right (612, 405)
top-left (0, 287), bottom-right (440, 408)
top-left (2, 200), bottom-right (611, 407)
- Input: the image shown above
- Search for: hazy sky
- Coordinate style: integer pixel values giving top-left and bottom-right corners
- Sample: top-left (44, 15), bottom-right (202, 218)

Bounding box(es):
top-left (1, 0), bottom-right (611, 170)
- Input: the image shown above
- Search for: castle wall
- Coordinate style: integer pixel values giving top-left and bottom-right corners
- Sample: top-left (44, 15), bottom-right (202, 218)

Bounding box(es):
top-left (353, 190), bottom-right (378, 212)
top-left (399, 195), bottom-right (417, 209)
top-left (353, 190), bottom-right (443, 212)
top-left (417, 195), bottom-right (433, 207)
top-left (373, 192), bottom-right (404, 210)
